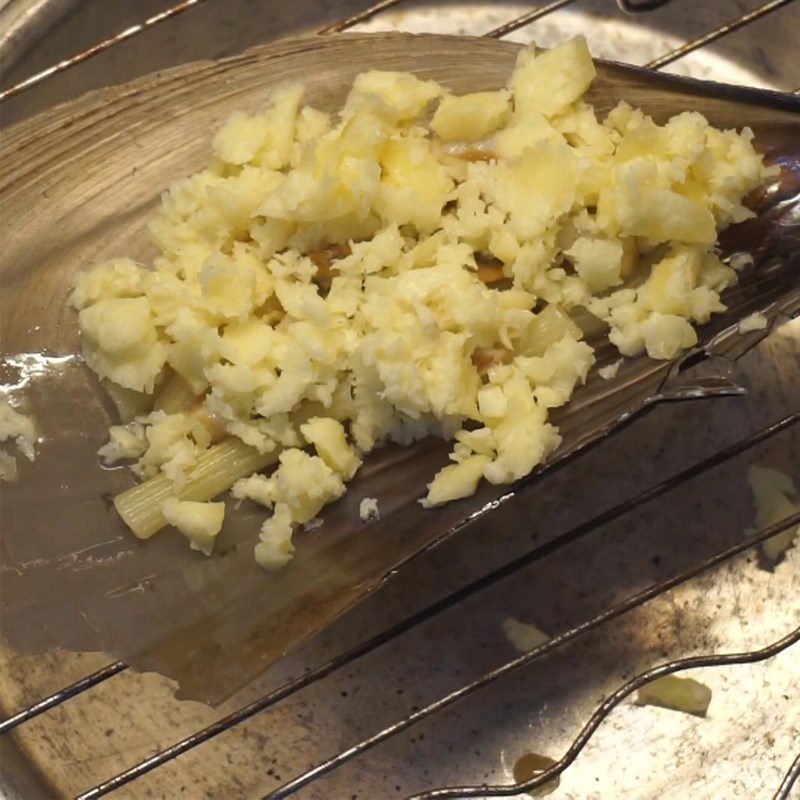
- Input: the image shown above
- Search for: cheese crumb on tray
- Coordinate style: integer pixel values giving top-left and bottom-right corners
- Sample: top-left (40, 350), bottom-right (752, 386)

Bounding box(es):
top-left (359, 497), bottom-right (380, 522)
top-left (71, 37), bottom-right (772, 568)
top-left (747, 464), bottom-right (799, 561)
top-left (637, 674), bottom-right (712, 717)
top-left (597, 359), bottom-right (623, 380)
top-left (738, 311), bottom-right (768, 333)
top-left (160, 497), bottom-right (225, 555)
top-left (502, 617), bottom-right (550, 653)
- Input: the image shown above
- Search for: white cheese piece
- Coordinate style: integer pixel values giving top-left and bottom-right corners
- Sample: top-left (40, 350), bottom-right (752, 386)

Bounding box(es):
top-left (300, 417), bottom-right (361, 480)
top-left (432, 90), bottom-right (511, 142)
top-left (509, 36), bottom-right (596, 119)
top-left (747, 464), bottom-right (799, 561)
top-left (160, 497), bottom-right (225, 555)
top-left (502, 617), bottom-right (550, 653)
top-left (637, 674), bottom-right (712, 716)
top-left (231, 473), bottom-right (274, 508)
top-left (98, 422), bottom-right (148, 464)
top-left (78, 297), bottom-right (166, 392)
top-left (424, 454), bottom-right (490, 507)
top-left (565, 237), bottom-right (623, 292)
top-left (255, 503), bottom-right (295, 570)
top-left (264, 448), bottom-right (346, 525)
top-left (738, 312), bottom-right (768, 333)
top-left (359, 497), bottom-right (380, 522)
top-left (729, 252), bottom-right (754, 271)
top-left (641, 313), bottom-right (698, 360)
top-left (345, 70), bottom-right (443, 121)
top-left (598, 359), bottom-right (623, 380)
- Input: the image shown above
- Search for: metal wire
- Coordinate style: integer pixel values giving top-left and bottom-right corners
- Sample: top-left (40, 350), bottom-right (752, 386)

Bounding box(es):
top-left (8, 412), bottom-right (789, 799)
top-left (267, 509), bottom-right (800, 798)
top-left (0, 661), bottom-right (126, 735)
top-left (0, 0), bottom-right (211, 102)
top-left (320, 0), bottom-right (798, 82)
top-left (4, 0), bottom-right (797, 100)
top-left (646, 0), bottom-right (796, 69)
top-left (412, 625), bottom-right (800, 798)
top-left (317, 0), bottom-right (406, 33)
top-left (484, 0), bottom-right (580, 39)
top-left (773, 751), bottom-right (800, 800)
top-left (2, 3), bottom-right (797, 799)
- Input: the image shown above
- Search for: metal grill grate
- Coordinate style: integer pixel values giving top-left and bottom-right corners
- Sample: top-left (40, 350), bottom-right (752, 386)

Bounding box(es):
top-left (3, 416), bottom-right (799, 798)
top-left (1, 2), bottom-right (799, 798)
top-left (1, 0), bottom-right (797, 100)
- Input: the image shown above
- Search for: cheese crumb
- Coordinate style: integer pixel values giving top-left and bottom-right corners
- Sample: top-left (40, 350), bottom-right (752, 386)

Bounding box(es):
top-left (747, 464), bottom-right (799, 561)
top-left (255, 503), bottom-right (295, 570)
top-left (300, 417), bottom-right (361, 480)
top-left (502, 617), bottom-right (550, 653)
top-left (259, 449), bottom-right (346, 524)
top-left (432, 91), bottom-right (511, 142)
top-left (597, 359), bottom-right (623, 381)
top-left (424, 454), bottom-right (490, 508)
top-left (637, 674), bottom-right (712, 716)
top-left (729, 252), bottom-right (754, 271)
top-left (359, 497), bottom-right (380, 522)
top-left (738, 311), bottom-right (768, 333)
top-left (98, 422), bottom-right (148, 464)
top-left (160, 497), bottom-right (225, 555)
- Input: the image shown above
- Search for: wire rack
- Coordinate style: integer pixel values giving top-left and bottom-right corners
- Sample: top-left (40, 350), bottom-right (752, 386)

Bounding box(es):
top-left (1, 1), bottom-right (799, 798)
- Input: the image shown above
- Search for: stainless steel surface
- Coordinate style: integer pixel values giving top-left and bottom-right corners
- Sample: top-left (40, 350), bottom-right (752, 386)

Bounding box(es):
top-left (0, 0), bottom-right (79, 72)
top-left (1, 2), bottom-right (799, 799)
top-left (644, 0), bottom-right (796, 69)
top-left (0, 0), bottom-right (211, 101)
top-left (2, 0), bottom-right (800, 123)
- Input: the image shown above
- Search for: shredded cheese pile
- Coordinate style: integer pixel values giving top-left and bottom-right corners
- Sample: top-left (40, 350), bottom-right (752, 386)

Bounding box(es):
top-left (71, 37), bottom-right (770, 567)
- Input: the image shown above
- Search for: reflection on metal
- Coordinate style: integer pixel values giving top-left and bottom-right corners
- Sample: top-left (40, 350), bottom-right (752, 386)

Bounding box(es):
top-left (317, 0), bottom-right (406, 33)
top-left (0, 0), bottom-right (81, 72)
top-left (4, 417), bottom-right (796, 798)
top-left (484, 0), bottom-right (581, 39)
top-left (1, 352), bottom-right (77, 393)
top-left (412, 624), bottom-right (800, 799)
top-left (0, 661), bottom-right (127, 734)
top-left (0, 0), bottom-right (210, 101)
top-left (646, 0), bottom-right (795, 69)
top-left (268, 511), bottom-right (800, 799)
top-left (3, 0), bottom-right (797, 99)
